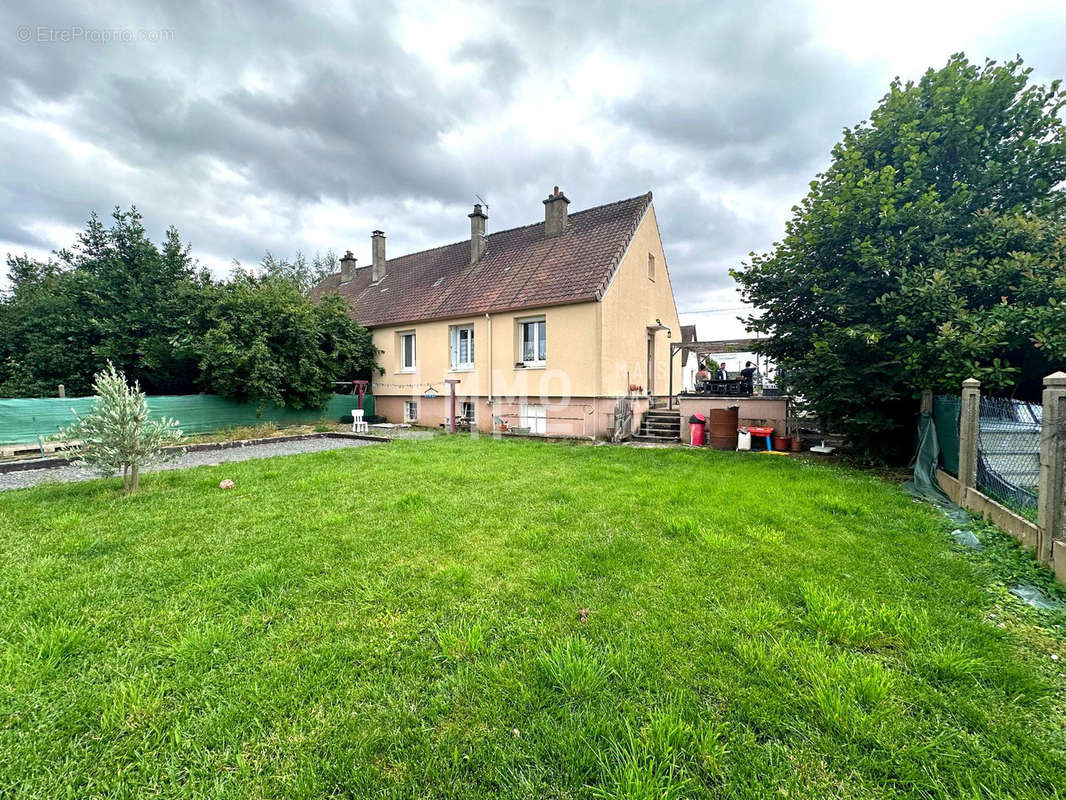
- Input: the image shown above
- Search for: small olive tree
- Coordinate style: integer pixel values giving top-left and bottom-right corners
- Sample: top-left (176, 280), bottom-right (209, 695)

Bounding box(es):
top-left (59, 363), bottom-right (182, 493)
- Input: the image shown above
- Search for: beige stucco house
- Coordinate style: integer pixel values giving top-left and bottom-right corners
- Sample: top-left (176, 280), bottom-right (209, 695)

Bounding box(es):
top-left (313, 188), bottom-right (682, 438)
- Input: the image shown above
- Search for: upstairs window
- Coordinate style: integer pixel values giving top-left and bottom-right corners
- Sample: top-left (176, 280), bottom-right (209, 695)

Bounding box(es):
top-left (648, 253), bottom-right (656, 281)
top-left (518, 318), bottom-right (546, 366)
top-left (450, 325), bottom-right (475, 370)
top-left (399, 331), bottom-right (416, 371)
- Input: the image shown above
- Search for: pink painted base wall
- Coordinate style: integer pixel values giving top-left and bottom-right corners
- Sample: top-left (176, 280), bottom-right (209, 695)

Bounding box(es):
top-left (374, 395), bottom-right (653, 439)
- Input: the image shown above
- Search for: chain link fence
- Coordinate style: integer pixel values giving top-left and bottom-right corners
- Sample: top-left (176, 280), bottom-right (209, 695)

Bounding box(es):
top-left (977, 397), bottom-right (1040, 516)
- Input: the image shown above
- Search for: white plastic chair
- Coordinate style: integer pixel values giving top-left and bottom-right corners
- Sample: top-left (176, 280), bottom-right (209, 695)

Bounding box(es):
top-left (351, 408), bottom-right (368, 433)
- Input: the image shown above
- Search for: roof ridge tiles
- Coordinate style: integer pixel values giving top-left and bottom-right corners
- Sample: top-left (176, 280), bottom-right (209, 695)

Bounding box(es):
top-left (375, 191), bottom-right (653, 267)
top-left (311, 191), bottom-right (653, 327)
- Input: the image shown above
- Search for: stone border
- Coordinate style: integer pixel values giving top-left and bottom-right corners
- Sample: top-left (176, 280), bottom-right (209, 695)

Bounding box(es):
top-left (0, 431), bottom-right (389, 474)
top-left (937, 468), bottom-right (1039, 550)
top-left (499, 431), bottom-right (596, 443)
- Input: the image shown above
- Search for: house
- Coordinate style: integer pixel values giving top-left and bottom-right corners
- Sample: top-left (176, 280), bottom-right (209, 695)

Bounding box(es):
top-left (313, 188), bottom-right (682, 438)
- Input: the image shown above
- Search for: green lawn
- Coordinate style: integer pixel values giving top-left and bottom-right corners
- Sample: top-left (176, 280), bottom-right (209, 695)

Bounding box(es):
top-left (2, 438), bottom-right (1065, 799)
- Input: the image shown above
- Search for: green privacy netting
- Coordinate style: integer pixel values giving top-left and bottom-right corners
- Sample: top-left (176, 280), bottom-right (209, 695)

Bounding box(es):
top-left (0, 393), bottom-right (372, 444)
top-left (902, 410), bottom-right (972, 525)
top-left (933, 395), bottom-right (961, 476)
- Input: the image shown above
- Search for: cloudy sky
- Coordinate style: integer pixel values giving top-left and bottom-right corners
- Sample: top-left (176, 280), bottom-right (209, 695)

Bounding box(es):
top-left (3, 0), bottom-right (1065, 338)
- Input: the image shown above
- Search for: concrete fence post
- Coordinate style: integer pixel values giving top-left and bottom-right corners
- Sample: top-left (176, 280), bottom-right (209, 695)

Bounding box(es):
top-left (1037, 372), bottom-right (1066, 572)
top-left (957, 378), bottom-right (981, 499)
top-left (920, 389), bottom-right (933, 415)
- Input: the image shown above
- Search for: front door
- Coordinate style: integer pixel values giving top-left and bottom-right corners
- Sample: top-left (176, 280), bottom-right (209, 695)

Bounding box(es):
top-left (646, 333), bottom-right (655, 395)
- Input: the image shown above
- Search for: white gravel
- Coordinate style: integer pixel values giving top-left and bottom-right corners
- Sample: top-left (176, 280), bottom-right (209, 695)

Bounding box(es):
top-left (0, 437), bottom-right (380, 492)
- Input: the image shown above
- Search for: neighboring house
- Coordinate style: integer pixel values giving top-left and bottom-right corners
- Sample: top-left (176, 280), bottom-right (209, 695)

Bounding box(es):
top-left (680, 324), bottom-right (698, 391)
top-left (313, 187), bottom-right (682, 438)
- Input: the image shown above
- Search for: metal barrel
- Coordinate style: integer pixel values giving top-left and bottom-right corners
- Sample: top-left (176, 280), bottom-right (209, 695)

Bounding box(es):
top-left (707, 406), bottom-right (739, 450)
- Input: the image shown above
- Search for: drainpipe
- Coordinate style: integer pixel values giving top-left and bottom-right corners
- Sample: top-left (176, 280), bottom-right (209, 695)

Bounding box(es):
top-left (485, 313), bottom-right (493, 407)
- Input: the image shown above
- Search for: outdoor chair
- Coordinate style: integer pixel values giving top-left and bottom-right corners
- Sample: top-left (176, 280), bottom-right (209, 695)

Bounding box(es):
top-left (351, 409), bottom-right (369, 433)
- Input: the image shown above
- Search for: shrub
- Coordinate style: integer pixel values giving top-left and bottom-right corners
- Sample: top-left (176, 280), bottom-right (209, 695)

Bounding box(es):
top-left (58, 363), bottom-right (182, 494)
top-left (731, 55), bottom-right (1066, 460)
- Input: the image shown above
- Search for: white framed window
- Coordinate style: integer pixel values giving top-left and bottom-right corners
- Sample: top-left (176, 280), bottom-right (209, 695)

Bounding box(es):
top-left (520, 403), bottom-right (546, 434)
top-left (399, 331), bottom-right (416, 371)
top-left (460, 400), bottom-right (476, 422)
top-left (648, 253), bottom-right (655, 281)
top-left (518, 318), bottom-right (546, 366)
top-left (403, 400), bottom-right (418, 423)
top-left (450, 324), bottom-right (475, 370)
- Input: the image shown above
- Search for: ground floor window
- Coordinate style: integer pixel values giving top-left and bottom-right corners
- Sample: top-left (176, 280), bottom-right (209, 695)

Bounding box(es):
top-left (520, 403), bottom-right (546, 434)
top-left (460, 400), bottom-right (476, 422)
top-left (404, 400), bottom-right (418, 423)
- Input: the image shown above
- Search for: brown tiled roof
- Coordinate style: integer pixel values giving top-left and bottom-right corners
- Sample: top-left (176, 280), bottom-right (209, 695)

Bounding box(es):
top-left (312, 192), bottom-right (652, 327)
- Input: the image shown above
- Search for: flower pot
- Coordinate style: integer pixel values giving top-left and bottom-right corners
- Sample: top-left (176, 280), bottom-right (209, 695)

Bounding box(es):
top-left (790, 436), bottom-right (803, 452)
top-left (773, 435), bottom-right (791, 451)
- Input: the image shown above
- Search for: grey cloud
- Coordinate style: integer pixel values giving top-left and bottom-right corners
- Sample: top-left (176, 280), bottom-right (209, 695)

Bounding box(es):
top-left (454, 39), bottom-right (527, 98)
top-left (650, 184), bottom-right (778, 292)
top-left (3, 0), bottom-right (1065, 321)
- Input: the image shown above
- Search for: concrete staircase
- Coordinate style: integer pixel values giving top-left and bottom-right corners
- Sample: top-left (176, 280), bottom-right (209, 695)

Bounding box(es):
top-left (634, 407), bottom-right (681, 443)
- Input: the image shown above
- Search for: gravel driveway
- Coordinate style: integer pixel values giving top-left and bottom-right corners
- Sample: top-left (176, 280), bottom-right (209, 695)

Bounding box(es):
top-left (0, 436), bottom-right (380, 492)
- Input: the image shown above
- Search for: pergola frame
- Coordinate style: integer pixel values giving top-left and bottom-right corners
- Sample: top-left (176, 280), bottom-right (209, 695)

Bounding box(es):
top-left (668, 338), bottom-right (766, 409)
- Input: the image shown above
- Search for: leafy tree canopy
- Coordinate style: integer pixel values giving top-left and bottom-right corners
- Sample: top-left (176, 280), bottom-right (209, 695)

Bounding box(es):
top-left (194, 273), bottom-right (376, 410)
top-left (257, 250), bottom-right (338, 297)
top-left (1, 207), bottom-right (378, 409)
top-left (732, 54), bottom-right (1066, 460)
top-left (2, 207), bottom-right (206, 395)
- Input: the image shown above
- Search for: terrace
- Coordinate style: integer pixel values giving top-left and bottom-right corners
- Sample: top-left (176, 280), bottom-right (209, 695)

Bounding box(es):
top-left (669, 338), bottom-right (791, 446)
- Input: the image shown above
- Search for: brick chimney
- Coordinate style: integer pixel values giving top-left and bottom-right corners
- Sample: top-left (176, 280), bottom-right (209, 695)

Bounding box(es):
top-left (339, 250), bottom-right (357, 281)
top-left (469, 203), bottom-right (488, 264)
top-left (543, 186), bottom-right (569, 237)
top-left (371, 230), bottom-right (386, 282)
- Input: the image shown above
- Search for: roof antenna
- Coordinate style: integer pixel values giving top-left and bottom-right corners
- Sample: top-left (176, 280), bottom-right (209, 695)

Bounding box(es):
top-left (474, 193), bottom-right (489, 213)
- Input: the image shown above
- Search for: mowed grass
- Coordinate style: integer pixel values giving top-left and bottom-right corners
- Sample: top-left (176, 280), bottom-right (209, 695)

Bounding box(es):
top-left (1, 437), bottom-right (1065, 799)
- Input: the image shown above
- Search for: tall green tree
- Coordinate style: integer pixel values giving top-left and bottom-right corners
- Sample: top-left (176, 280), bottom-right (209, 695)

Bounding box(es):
top-left (1, 208), bottom-right (207, 395)
top-left (732, 55), bottom-right (1066, 460)
top-left (258, 250), bottom-right (338, 297)
top-left (0, 254), bottom-right (98, 396)
top-left (2, 208), bottom-right (379, 408)
top-left (56, 207), bottom-right (208, 393)
top-left (194, 273), bottom-right (377, 409)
